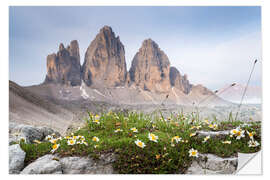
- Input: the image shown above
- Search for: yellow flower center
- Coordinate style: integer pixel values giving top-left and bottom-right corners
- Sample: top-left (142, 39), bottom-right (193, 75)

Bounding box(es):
top-left (191, 151), bottom-right (197, 156)
top-left (52, 144), bottom-right (58, 149)
top-left (138, 142), bottom-right (143, 147)
top-left (150, 134), bottom-right (156, 140)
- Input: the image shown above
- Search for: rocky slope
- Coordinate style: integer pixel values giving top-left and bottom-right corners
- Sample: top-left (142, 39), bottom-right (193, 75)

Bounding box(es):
top-left (9, 81), bottom-right (76, 134)
top-left (44, 40), bottom-right (81, 86)
top-left (82, 26), bottom-right (127, 87)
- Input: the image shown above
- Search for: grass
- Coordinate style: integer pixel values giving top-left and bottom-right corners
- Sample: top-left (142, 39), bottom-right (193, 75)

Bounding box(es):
top-left (20, 111), bottom-right (261, 174)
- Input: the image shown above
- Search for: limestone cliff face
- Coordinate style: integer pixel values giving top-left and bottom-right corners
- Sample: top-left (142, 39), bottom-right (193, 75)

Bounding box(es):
top-left (169, 67), bottom-right (193, 94)
top-left (44, 40), bottom-right (81, 86)
top-left (129, 39), bottom-right (171, 93)
top-left (82, 26), bottom-right (127, 87)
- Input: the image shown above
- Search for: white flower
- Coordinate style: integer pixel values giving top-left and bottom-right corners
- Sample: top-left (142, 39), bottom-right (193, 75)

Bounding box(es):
top-left (45, 135), bottom-right (53, 141)
top-left (49, 139), bottom-right (58, 144)
top-left (230, 128), bottom-right (239, 135)
top-left (204, 119), bottom-right (209, 124)
top-left (171, 136), bottom-right (182, 143)
top-left (135, 139), bottom-right (146, 148)
top-left (67, 139), bottom-right (76, 145)
top-left (236, 130), bottom-right (245, 140)
top-left (93, 119), bottom-right (100, 124)
top-left (189, 148), bottom-right (198, 157)
top-left (246, 131), bottom-right (255, 139)
top-left (114, 128), bottom-right (123, 133)
top-left (248, 140), bottom-right (260, 147)
top-left (92, 136), bottom-right (99, 142)
top-left (148, 133), bottom-right (158, 142)
top-left (130, 127), bottom-right (138, 133)
top-left (51, 144), bottom-right (60, 153)
top-left (190, 132), bottom-right (197, 137)
top-left (222, 140), bottom-right (231, 144)
top-left (202, 135), bottom-right (210, 143)
top-left (209, 124), bottom-right (218, 130)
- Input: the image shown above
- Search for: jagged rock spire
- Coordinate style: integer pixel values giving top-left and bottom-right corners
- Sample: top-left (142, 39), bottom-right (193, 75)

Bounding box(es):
top-left (82, 26), bottom-right (127, 87)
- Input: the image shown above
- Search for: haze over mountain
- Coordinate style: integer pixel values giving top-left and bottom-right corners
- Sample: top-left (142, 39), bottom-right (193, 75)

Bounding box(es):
top-left (217, 84), bottom-right (261, 104)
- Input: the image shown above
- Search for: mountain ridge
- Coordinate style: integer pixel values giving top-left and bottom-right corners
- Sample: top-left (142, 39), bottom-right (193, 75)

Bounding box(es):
top-left (36, 25), bottom-right (229, 106)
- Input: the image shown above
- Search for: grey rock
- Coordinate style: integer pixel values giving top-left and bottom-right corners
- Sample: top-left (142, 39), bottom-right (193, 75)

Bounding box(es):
top-left (9, 144), bottom-right (26, 174)
top-left (59, 154), bottom-right (116, 174)
top-left (20, 126), bottom-right (44, 143)
top-left (185, 161), bottom-right (218, 174)
top-left (185, 153), bottom-right (237, 174)
top-left (9, 123), bottom-right (61, 143)
top-left (21, 154), bottom-right (62, 174)
top-left (37, 126), bottom-right (61, 138)
top-left (197, 130), bottom-right (230, 138)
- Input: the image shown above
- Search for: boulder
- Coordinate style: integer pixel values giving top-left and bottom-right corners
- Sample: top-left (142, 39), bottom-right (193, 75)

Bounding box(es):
top-left (9, 144), bottom-right (26, 174)
top-left (59, 153), bottom-right (116, 174)
top-left (9, 123), bottom-right (60, 144)
top-left (21, 154), bottom-right (62, 174)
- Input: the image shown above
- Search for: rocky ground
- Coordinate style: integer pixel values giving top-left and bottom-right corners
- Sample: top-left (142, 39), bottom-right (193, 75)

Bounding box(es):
top-left (9, 117), bottom-right (260, 174)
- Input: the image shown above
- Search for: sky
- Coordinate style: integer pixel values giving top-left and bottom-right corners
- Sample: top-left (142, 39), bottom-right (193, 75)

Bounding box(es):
top-left (9, 6), bottom-right (262, 90)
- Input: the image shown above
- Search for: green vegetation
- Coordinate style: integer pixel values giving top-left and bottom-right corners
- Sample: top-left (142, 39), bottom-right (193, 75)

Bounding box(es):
top-left (20, 111), bottom-right (261, 174)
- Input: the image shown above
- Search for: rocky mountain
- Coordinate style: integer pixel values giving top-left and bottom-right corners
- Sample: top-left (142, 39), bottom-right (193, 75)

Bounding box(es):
top-left (169, 67), bottom-right (192, 94)
top-left (129, 39), bottom-right (171, 93)
top-left (44, 40), bottom-right (81, 86)
top-left (82, 26), bottom-right (127, 87)
top-left (35, 26), bottom-right (229, 106)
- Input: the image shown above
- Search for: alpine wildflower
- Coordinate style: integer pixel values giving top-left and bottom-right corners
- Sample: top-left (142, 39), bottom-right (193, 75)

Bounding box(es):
top-left (148, 133), bottom-right (158, 142)
top-left (248, 140), bottom-right (260, 147)
top-left (189, 148), bottom-right (198, 157)
top-left (202, 135), bottom-right (210, 143)
top-left (135, 139), bottom-right (146, 148)
top-left (130, 127), bottom-right (138, 133)
top-left (51, 144), bottom-right (60, 153)
top-left (92, 136), bottom-right (100, 142)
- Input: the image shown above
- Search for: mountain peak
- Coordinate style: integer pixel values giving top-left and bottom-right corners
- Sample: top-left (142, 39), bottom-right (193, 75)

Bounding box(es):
top-left (129, 39), bottom-right (171, 93)
top-left (82, 26), bottom-right (127, 87)
top-left (44, 40), bottom-right (81, 86)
